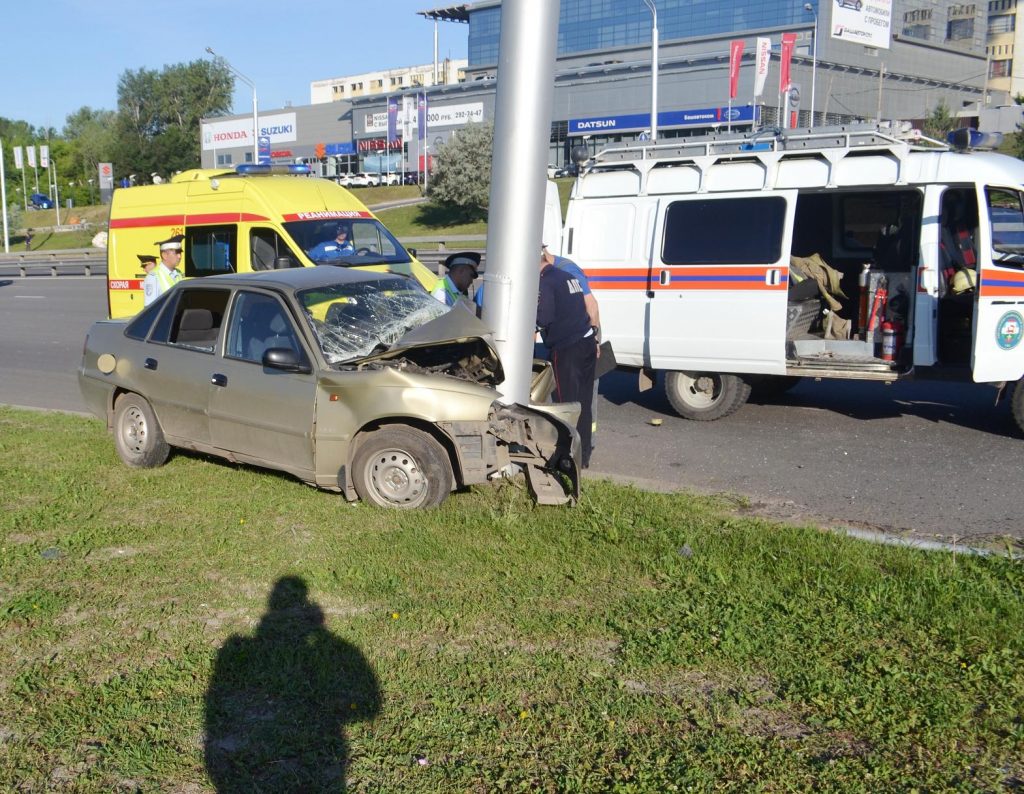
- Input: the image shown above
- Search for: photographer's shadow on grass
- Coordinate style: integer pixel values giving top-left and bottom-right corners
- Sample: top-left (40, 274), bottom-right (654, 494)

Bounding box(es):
top-left (204, 576), bottom-right (381, 792)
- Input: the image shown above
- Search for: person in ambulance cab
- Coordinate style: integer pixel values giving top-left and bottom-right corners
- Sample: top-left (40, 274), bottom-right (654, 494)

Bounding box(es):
top-left (306, 224), bottom-right (355, 263)
top-left (144, 235), bottom-right (184, 307)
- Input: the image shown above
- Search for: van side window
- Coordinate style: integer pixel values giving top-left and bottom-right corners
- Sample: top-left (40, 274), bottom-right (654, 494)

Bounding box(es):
top-left (185, 225), bottom-right (237, 277)
top-left (662, 197), bottom-right (786, 265)
top-left (250, 228), bottom-right (300, 270)
top-left (987, 188), bottom-right (1024, 262)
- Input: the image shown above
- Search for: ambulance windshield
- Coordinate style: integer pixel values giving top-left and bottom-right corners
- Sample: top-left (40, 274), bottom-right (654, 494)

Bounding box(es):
top-left (284, 217), bottom-right (413, 267)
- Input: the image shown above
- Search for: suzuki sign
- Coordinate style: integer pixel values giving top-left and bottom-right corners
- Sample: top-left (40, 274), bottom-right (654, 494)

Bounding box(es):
top-left (202, 112), bottom-right (298, 151)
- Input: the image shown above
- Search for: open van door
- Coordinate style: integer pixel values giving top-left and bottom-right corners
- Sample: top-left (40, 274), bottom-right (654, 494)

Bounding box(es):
top-left (972, 185), bottom-right (1024, 383)
top-left (542, 180), bottom-right (563, 255)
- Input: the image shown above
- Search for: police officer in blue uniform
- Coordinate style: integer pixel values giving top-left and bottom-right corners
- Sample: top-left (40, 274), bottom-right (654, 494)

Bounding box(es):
top-left (536, 247), bottom-right (597, 468)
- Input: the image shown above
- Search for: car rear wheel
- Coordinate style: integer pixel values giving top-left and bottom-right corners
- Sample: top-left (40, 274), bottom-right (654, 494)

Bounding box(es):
top-left (113, 393), bottom-right (170, 468)
top-left (664, 371), bottom-right (751, 421)
top-left (352, 426), bottom-right (453, 509)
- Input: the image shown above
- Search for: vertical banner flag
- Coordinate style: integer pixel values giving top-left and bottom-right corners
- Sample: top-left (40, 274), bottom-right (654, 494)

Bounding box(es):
top-left (40, 145), bottom-right (50, 169)
top-left (753, 37), bottom-right (771, 98)
top-left (402, 96), bottom-right (414, 140)
top-left (26, 146), bottom-right (36, 169)
top-left (729, 40), bottom-right (745, 99)
top-left (417, 93), bottom-right (428, 139)
top-left (12, 146), bottom-right (23, 170)
top-left (387, 97), bottom-right (398, 143)
top-left (780, 32), bottom-right (797, 92)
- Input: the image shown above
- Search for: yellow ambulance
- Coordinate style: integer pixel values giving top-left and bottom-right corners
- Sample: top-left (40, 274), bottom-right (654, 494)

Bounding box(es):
top-left (106, 164), bottom-right (438, 318)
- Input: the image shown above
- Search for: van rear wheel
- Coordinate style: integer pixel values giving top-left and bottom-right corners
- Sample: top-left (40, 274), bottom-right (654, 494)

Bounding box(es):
top-left (1012, 379), bottom-right (1024, 435)
top-left (664, 371), bottom-right (751, 421)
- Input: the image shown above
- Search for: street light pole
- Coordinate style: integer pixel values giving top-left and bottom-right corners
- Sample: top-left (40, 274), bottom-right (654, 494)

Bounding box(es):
top-left (803, 3), bottom-right (818, 127)
top-left (642, 0), bottom-right (659, 143)
top-left (205, 47), bottom-right (259, 163)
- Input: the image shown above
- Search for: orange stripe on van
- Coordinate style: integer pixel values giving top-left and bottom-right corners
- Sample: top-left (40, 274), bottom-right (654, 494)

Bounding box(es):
top-left (980, 269), bottom-right (1024, 298)
top-left (109, 212), bottom-right (270, 229)
top-left (585, 265), bottom-right (788, 291)
top-left (109, 214), bottom-right (186, 229)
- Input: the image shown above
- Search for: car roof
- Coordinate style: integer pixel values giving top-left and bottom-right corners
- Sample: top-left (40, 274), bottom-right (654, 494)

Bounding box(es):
top-left (197, 265), bottom-right (409, 291)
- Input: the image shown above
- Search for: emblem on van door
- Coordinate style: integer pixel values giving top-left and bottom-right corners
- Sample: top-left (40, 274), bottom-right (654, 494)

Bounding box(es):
top-left (995, 311), bottom-right (1023, 350)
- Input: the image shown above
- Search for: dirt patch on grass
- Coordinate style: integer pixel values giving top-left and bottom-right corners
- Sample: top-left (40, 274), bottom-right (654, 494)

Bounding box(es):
top-left (86, 545), bottom-right (146, 562)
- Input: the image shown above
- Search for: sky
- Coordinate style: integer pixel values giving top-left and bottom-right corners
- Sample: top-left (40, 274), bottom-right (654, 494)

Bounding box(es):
top-left (3, 0), bottom-right (469, 132)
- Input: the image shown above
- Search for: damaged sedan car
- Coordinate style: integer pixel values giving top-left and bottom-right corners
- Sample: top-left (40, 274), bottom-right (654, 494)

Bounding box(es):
top-left (78, 267), bottom-right (580, 508)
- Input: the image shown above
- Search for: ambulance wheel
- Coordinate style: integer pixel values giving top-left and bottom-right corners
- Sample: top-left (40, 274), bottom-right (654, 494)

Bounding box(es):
top-left (352, 426), bottom-right (452, 509)
top-left (113, 393), bottom-right (170, 468)
top-left (664, 371), bottom-right (751, 421)
top-left (1012, 379), bottom-right (1024, 435)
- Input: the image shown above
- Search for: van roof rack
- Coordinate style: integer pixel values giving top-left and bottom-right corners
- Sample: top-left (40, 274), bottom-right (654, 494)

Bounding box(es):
top-left (592, 123), bottom-right (947, 166)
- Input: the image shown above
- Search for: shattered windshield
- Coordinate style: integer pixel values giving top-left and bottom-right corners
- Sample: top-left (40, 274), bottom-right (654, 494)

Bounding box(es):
top-left (284, 217), bottom-right (413, 266)
top-left (298, 277), bottom-right (448, 364)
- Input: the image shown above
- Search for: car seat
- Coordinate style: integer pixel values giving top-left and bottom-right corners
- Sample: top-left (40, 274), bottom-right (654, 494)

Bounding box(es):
top-left (176, 308), bottom-right (216, 345)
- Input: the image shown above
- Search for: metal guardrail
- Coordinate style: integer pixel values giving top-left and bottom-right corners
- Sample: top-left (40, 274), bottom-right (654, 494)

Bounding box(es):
top-left (0, 248), bottom-right (104, 277)
top-left (0, 239), bottom-right (489, 278)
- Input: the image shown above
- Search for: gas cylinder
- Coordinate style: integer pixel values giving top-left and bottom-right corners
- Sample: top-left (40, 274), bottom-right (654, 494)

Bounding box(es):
top-left (858, 263), bottom-right (871, 337)
top-left (881, 321), bottom-right (897, 361)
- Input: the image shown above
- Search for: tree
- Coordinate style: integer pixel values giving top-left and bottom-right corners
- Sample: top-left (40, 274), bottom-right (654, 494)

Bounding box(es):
top-left (113, 60), bottom-right (233, 179)
top-left (923, 100), bottom-right (955, 141)
top-left (427, 122), bottom-right (494, 221)
top-left (63, 107), bottom-right (117, 205)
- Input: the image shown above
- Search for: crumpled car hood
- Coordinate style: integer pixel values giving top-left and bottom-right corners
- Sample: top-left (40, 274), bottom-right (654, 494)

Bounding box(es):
top-left (352, 309), bottom-right (505, 384)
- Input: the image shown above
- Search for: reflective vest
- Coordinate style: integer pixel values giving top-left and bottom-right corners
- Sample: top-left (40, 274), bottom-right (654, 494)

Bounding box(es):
top-left (155, 265), bottom-right (182, 294)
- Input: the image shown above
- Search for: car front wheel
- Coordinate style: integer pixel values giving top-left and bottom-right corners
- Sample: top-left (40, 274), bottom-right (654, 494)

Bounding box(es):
top-left (113, 393), bottom-right (170, 468)
top-left (664, 371), bottom-right (751, 421)
top-left (352, 426), bottom-right (453, 508)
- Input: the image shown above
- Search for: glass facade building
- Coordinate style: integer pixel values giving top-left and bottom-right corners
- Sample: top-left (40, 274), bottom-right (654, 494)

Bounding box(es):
top-left (469, 0), bottom-right (820, 66)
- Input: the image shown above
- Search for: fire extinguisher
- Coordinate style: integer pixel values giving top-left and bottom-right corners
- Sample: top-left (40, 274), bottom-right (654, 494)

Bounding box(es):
top-left (881, 321), bottom-right (897, 361)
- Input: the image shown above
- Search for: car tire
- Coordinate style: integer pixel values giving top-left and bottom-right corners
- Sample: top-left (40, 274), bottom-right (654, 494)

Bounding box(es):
top-left (352, 426), bottom-right (453, 508)
top-left (113, 393), bottom-right (170, 468)
top-left (664, 371), bottom-right (751, 421)
top-left (1012, 378), bottom-right (1024, 435)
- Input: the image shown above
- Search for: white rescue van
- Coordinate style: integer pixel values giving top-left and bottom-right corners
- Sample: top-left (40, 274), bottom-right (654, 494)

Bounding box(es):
top-left (561, 125), bottom-right (1024, 433)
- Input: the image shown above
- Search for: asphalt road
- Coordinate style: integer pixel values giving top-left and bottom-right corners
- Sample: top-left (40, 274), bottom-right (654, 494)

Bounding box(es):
top-left (2, 275), bottom-right (1021, 545)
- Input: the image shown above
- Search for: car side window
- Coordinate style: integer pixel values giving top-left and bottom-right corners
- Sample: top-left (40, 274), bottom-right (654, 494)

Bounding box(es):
top-left (149, 288), bottom-right (229, 352)
top-left (226, 291), bottom-right (302, 364)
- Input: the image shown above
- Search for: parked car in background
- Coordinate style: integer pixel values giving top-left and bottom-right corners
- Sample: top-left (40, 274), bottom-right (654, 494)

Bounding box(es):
top-left (78, 267), bottom-right (580, 508)
top-left (379, 172), bottom-right (400, 186)
top-left (403, 172), bottom-right (420, 185)
top-left (335, 173), bottom-right (354, 187)
top-left (29, 192), bottom-right (54, 209)
top-left (348, 172), bottom-right (379, 188)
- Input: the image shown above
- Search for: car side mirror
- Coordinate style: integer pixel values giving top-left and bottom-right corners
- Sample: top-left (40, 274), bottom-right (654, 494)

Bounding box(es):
top-left (407, 247), bottom-right (417, 258)
top-left (263, 347), bottom-right (312, 374)
top-left (273, 255), bottom-right (296, 270)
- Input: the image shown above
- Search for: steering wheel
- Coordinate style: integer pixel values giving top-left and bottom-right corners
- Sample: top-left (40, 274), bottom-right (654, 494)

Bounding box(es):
top-left (355, 247), bottom-right (373, 256)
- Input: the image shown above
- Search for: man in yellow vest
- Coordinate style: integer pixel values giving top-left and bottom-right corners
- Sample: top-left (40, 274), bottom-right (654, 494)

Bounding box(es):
top-left (144, 235), bottom-right (184, 307)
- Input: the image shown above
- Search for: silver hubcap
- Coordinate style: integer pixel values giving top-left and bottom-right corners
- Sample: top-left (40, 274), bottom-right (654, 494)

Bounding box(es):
top-left (366, 448), bottom-right (425, 505)
top-left (677, 373), bottom-right (720, 408)
top-left (120, 406), bottom-right (149, 454)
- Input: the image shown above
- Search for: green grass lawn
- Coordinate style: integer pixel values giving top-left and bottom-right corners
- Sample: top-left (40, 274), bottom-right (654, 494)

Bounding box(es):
top-left (1, 407), bottom-right (1022, 790)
